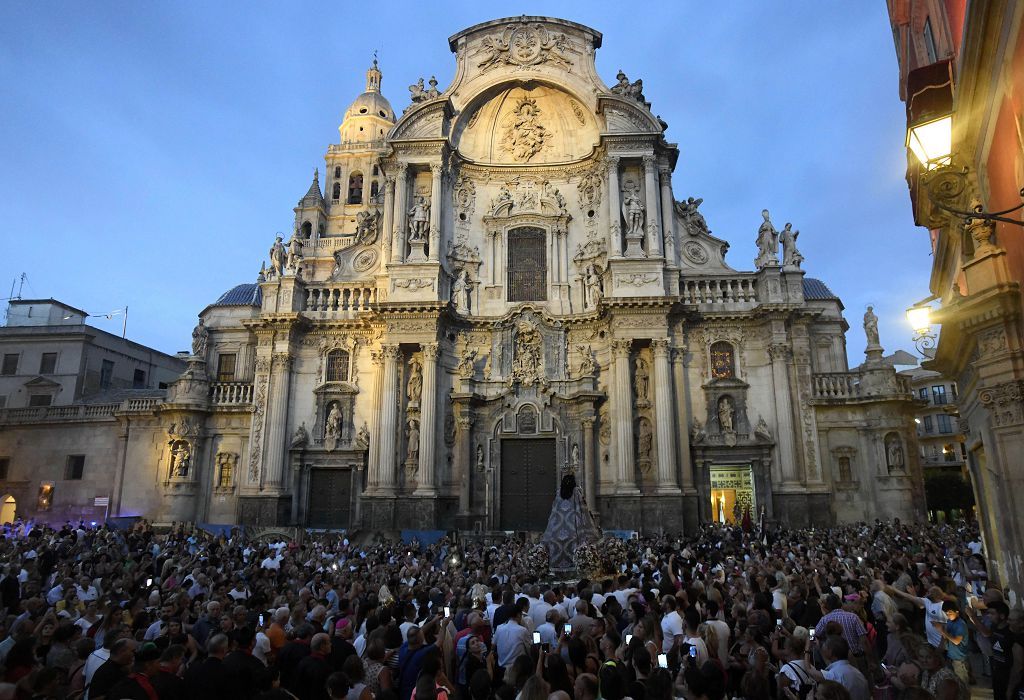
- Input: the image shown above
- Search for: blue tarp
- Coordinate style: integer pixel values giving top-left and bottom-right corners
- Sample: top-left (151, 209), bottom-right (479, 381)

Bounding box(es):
top-left (197, 523), bottom-right (235, 538)
top-left (401, 530), bottom-right (446, 546)
top-left (604, 530), bottom-right (636, 540)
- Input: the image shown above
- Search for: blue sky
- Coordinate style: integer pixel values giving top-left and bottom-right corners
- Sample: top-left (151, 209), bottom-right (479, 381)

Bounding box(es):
top-left (0, 1), bottom-right (930, 363)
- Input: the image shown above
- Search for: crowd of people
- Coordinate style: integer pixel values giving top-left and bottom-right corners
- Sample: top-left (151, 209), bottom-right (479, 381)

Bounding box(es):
top-left (0, 516), bottom-right (1013, 700)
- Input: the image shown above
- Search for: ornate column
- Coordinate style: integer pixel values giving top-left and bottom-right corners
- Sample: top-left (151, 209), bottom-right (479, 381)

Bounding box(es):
top-left (391, 164), bottom-right (408, 263)
top-left (642, 155), bottom-right (663, 257)
top-left (670, 347), bottom-right (694, 491)
top-left (455, 410), bottom-right (473, 515)
top-left (262, 353), bottom-right (293, 491)
top-left (376, 344), bottom-right (400, 494)
top-left (581, 417), bottom-right (597, 510)
top-left (381, 176), bottom-right (395, 263)
top-left (611, 339), bottom-right (639, 493)
top-left (428, 164), bottom-right (443, 262)
top-left (365, 350), bottom-right (384, 493)
top-left (768, 343), bottom-right (800, 485)
top-left (651, 340), bottom-right (679, 493)
top-left (659, 165), bottom-right (676, 265)
top-left (415, 343), bottom-right (439, 496)
top-left (606, 156), bottom-right (622, 257)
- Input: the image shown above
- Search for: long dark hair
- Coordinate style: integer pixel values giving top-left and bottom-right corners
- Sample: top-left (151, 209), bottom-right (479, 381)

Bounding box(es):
top-left (560, 473), bottom-right (577, 500)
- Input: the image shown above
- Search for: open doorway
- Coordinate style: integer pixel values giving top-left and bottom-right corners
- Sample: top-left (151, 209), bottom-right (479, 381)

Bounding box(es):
top-left (0, 495), bottom-right (15, 525)
top-left (709, 465), bottom-right (755, 524)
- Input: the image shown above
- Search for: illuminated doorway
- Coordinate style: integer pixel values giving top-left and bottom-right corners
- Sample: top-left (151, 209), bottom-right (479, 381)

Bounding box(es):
top-left (709, 465), bottom-right (755, 524)
top-left (0, 495), bottom-right (15, 525)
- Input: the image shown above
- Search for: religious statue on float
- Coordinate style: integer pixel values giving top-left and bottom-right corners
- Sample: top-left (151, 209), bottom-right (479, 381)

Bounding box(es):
top-left (541, 468), bottom-right (600, 573)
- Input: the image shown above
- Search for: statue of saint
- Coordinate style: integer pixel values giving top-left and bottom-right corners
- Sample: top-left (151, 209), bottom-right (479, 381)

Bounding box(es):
top-left (457, 349), bottom-right (476, 379)
top-left (269, 235), bottom-right (287, 278)
top-left (191, 319), bottom-right (208, 357)
top-left (576, 344), bottom-right (596, 377)
top-left (290, 423), bottom-right (309, 448)
top-left (755, 209), bottom-right (779, 267)
top-left (407, 360), bottom-right (422, 403)
top-left (780, 223), bottom-right (803, 267)
top-left (408, 196), bottom-right (430, 242)
top-left (286, 232), bottom-right (303, 271)
top-left (691, 418), bottom-right (706, 444)
top-left (638, 420), bottom-right (653, 461)
top-left (406, 418), bottom-right (420, 462)
top-left (571, 443), bottom-right (580, 471)
top-left (621, 182), bottom-right (645, 236)
top-left (171, 442), bottom-right (191, 478)
top-left (584, 263), bottom-right (603, 309)
top-left (355, 423), bottom-right (370, 450)
top-left (634, 358), bottom-right (650, 403)
top-left (863, 306), bottom-right (881, 347)
top-left (325, 403), bottom-right (343, 451)
top-left (718, 396), bottom-right (735, 433)
top-left (475, 444), bottom-right (485, 472)
top-left (452, 269), bottom-right (470, 314)
top-left (755, 416), bottom-right (772, 442)
top-left (886, 435), bottom-right (904, 470)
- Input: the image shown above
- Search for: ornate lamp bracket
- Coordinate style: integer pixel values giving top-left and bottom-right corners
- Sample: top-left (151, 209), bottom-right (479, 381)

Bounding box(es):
top-left (924, 164), bottom-right (1024, 228)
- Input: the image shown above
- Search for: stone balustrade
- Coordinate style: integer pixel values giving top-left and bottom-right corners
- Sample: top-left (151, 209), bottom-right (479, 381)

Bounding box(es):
top-left (0, 403), bottom-right (121, 425)
top-left (304, 285), bottom-right (378, 315)
top-left (681, 276), bottom-right (758, 305)
top-left (123, 397), bottom-right (160, 412)
top-left (210, 382), bottom-right (254, 406)
top-left (813, 372), bottom-right (861, 400)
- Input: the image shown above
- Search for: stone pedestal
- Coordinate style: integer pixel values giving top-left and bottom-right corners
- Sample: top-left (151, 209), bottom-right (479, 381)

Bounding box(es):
top-left (606, 258), bottom-right (665, 297)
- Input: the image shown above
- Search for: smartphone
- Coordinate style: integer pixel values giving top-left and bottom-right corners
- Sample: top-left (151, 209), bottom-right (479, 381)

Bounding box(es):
top-left (625, 634), bottom-right (633, 645)
top-left (444, 606), bottom-right (451, 617)
top-left (689, 646), bottom-right (697, 658)
top-left (657, 653), bottom-right (668, 668)
top-left (533, 631), bottom-right (541, 645)
top-left (809, 628), bottom-right (816, 640)
top-left (565, 623), bottom-right (572, 635)
top-left (146, 577), bottom-right (153, 587)
top-left (259, 613), bottom-right (265, 627)
top-left (776, 618), bottom-right (783, 627)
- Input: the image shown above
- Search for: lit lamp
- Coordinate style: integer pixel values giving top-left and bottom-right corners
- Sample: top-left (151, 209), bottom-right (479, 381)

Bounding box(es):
top-left (906, 114), bottom-right (952, 170)
top-left (906, 302), bottom-right (937, 356)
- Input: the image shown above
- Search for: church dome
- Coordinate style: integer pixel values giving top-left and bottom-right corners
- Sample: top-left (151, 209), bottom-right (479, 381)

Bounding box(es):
top-left (339, 60), bottom-right (395, 143)
top-left (344, 90), bottom-right (395, 123)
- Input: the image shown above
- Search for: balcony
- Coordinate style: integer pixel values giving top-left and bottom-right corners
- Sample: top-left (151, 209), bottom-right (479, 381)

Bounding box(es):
top-left (813, 372), bottom-right (861, 400)
top-left (210, 382), bottom-right (253, 406)
top-left (681, 276), bottom-right (758, 307)
top-left (303, 284), bottom-right (378, 318)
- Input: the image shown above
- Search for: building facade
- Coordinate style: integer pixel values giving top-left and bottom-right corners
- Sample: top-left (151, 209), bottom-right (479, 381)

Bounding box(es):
top-left (0, 17), bottom-right (925, 533)
top-left (887, 0), bottom-right (1024, 603)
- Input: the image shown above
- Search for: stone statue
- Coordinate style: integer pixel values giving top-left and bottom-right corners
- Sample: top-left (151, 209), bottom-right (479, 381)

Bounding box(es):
top-left (691, 418), bottom-right (706, 444)
top-left (406, 418), bottom-right (420, 462)
top-left (325, 403), bottom-right (343, 452)
top-left (503, 97), bottom-right (549, 162)
top-left (425, 76), bottom-right (440, 99)
top-left (634, 357), bottom-right (650, 404)
top-left (780, 223), bottom-right (803, 268)
top-left (269, 235), bottom-right (286, 279)
top-left (754, 209), bottom-right (779, 268)
top-left (584, 262), bottom-right (603, 309)
top-left (457, 349), bottom-right (476, 379)
top-left (638, 419), bottom-right (653, 462)
top-left (408, 196), bottom-right (430, 242)
top-left (354, 209), bottom-right (381, 245)
top-left (610, 70), bottom-right (645, 102)
top-left (863, 306), bottom-right (881, 348)
top-left (407, 360), bottom-right (422, 404)
top-left (452, 269), bottom-right (470, 315)
top-left (171, 441), bottom-right (191, 477)
top-left (754, 416), bottom-right (772, 442)
top-left (291, 423), bottom-right (309, 448)
top-left (409, 78), bottom-right (427, 103)
top-left (286, 232), bottom-right (303, 271)
top-left (355, 423), bottom-right (370, 450)
top-left (622, 181), bottom-right (645, 237)
top-left (576, 344), bottom-right (596, 377)
top-left (676, 197), bottom-right (710, 236)
top-left (570, 443), bottom-right (580, 472)
top-left (886, 434), bottom-right (904, 471)
top-left (475, 444), bottom-right (485, 472)
top-left (511, 321), bottom-right (543, 386)
top-left (718, 396), bottom-right (735, 433)
top-left (191, 319), bottom-right (208, 357)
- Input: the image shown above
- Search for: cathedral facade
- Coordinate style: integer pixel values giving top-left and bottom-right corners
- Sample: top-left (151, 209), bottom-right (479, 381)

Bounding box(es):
top-left (0, 17), bottom-right (926, 532)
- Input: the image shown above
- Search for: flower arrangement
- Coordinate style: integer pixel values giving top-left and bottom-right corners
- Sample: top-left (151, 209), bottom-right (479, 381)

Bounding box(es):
top-left (574, 542), bottom-right (602, 578)
top-left (598, 536), bottom-right (628, 575)
top-left (524, 543), bottom-right (550, 574)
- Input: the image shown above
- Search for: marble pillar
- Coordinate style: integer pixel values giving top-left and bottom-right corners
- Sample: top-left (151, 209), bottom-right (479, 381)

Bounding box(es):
top-left (392, 165), bottom-right (408, 263)
top-left (415, 343), bottom-right (439, 496)
top-left (582, 417), bottom-right (596, 510)
top-left (651, 339), bottom-right (678, 493)
top-left (642, 155), bottom-right (662, 257)
top-left (456, 410), bottom-right (472, 515)
top-left (263, 353), bottom-right (292, 490)
top-left (366, 350), bottom-right (384, 493)
top-left (376, 345), bottom-right (400, 494)
top-left (428, 164), bottom-right (442, 262)
top-left (611, 339), bottom-right (639, 493)
top-left (659, 165), bottom-right (675, 265)
top-left (768, 344), bottom-right (800, 485)
top-left (606, 157), bottom-right (622, 257)
top-left (671, 347), bottom-right (694, 491)
top-left (381, 176), bottom-right (395, 263)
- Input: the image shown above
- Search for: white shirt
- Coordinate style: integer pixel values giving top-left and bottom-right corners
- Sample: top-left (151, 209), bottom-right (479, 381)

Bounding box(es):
top-left (76, 584), bottom-right (99, 602)
top-left (529, 599), bottom-right (552, 629)
top-left (707, 618), bottom-right (731, 662)
top-left (46, 584), bottom-right (65, 606)
top-left (822, 660), bottom-right (870, 700)
top-left (916, 597), bottom-right (947, 647)
top-left (660, 611), bottom-right (683, 653)
top-left (494, 620), bottom-right (531, 668)
top-left (261, 555), bottom-right (281, 570)
top-left (683, 635), bottom-right (709, 666)
top-left (253, 631), bottom-right (271, 665)
top-left (537, 621), bottom-right (558, 647)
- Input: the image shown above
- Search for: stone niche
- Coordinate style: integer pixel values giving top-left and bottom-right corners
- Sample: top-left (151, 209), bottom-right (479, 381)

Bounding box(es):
top-left (702, 378), bottom-right (751, 447)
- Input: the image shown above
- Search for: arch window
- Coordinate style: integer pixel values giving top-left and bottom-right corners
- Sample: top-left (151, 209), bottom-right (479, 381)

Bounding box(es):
top-left (370, 180), bottom-right (379, 198)
top-left (332, 182), bottom-right (342, 200)
top-left (301, 221), bottom-right (312, 239)
top-left (507, 227), bottom-right (547, 301)
top-left (347, 173), bottom-right (363, 204)
top-left (334, 166), bottom-right (341, 178)
top-left (372, 165), bottom-right (379, 176)
top-left (326, 349), bottom-right (351, 383)
top-left (710, 342), bottom-right (736, 379)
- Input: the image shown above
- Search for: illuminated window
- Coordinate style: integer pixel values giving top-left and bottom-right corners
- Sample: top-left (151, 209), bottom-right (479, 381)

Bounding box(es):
top-left (710, 342), bottom-right (736, 380)
top-left (326, 349), bottom-right (350, 383)
top-left (218, 456), bottom-right (233, 487)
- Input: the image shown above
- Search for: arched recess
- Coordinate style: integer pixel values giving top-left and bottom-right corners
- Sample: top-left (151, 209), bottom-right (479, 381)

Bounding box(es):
top-left (0, 495), bottom-right (15, 525)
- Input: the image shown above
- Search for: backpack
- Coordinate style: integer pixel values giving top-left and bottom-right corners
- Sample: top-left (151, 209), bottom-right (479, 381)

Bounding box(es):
top-left (782, 661), bottom-right (815, 700)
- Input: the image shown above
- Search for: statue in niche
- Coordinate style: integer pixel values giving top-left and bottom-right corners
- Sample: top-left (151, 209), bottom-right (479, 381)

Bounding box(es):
top-left (452, 269), bottom-right (470, 315)
top-left (407, 360), bottom-right (422, 404)
top-left (718, 396), bottom-right (735, 433)
top-left (268, 235), bottom-right (287, 279)
top-left (475, 444), bottom-right (485, 472)
top-left (584, 262), bottom-right (603, 309)
top-left (576, 344), bottom-right (596, 377)
top-left (691, 418), bottom-right (706, 444)
top-left (355, 423), bottom-right (370, 450)
top-left (408, 196), bottom-right (430, 242)
top-left (754, 209), bottom-right (779, 268)
top-left (780, 223), bottom-right (803, 268)
top-left (191, 319), bottom-right (208, 357)
top-left (511, 322), bottom-right (543, 385)
top-left (290, 423), bottom-right (309, 448)
top-left (457, 349), bottom-right (476, 379)
top-left (170, 441), bottom-right (191, 477)
top-left (863, 306), bottom-right (881, 348)
top-left (503, 97), bottom-right (549, 162)
top-left (634, 357), bottom-right (650, 405)
top-left (406, 418), bottom-right (420, 462)
top-left (610, 70), bottom-right (645, 102)
top-left (885, 434), bottom-right (904, 471)
top-left (622, 181), bottom-right (645, 237)
top-left (570, 443), bottom-right (580, 472)
top-left (286, 232), bottom-right (303, 271)
top-left (324, 403), bottom-right (343, 452)
top-left (754, 416), bottom-right (772, 442)
top-left (637, 419), bottom-right (653, 464)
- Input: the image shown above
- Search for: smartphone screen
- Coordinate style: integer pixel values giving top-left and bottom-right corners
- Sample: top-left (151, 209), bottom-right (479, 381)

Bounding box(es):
top-left (689, 646), bottom-right (697, 658)
top-left (625, 634), bottom-right (633, 645)
top-left (146, 577), bottom-right (153, 587)
top-left (259, 614), bottom-right (265, 627)
top-left (444, 606), bottom-right (451, 617)
top-left (565, 623), bottom-right (572, 635)
top-left (809, 629), bottom-right (816, 640)
top-left (658, 653), bottom-right (668, 668)
top-left (533, 631), bottom-right (541, 644)
top-left (776, 618), bottom-right (782, 627)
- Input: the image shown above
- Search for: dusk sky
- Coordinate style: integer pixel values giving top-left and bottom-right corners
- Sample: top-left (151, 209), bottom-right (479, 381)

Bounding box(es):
top-left (0, 2), bottom-right (930, 363)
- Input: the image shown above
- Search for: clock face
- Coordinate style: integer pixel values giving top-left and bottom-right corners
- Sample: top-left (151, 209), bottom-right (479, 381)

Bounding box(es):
top-left (710, 347), bottom-right (735, 380)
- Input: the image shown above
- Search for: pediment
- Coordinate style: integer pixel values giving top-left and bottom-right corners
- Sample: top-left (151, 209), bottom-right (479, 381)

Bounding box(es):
top-left (391, 101), bottom-right (451, 141)
top-left (673, 198), bottom-right (736, 273)
top-left (22, 376), bottom-right (61, 389)
top-left (599, 96), bottom-right (662, 134)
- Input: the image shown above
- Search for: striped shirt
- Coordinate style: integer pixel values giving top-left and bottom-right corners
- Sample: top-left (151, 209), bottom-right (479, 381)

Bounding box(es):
top-left (814, 610), bottom-right (867, 654)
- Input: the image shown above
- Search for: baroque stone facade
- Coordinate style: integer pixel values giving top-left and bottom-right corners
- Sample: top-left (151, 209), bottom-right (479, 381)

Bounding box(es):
top-left (0, 16), bottom-right (925, 532)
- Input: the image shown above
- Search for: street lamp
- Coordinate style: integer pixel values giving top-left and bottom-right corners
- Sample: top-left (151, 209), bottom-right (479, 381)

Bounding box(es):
top-left (906, 114), bottom-right (952, 171)
top-left (906, 300), bottom-right (937, 356)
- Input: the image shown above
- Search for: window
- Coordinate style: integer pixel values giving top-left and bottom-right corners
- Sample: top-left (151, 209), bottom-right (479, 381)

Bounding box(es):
top-left (937, 414), bottom-right (952, 433)
top-left (918, 388), bottom-right (928, 401)
top-left (301, 221), bottom-right (312, 239)
top-left (1, 354), bottom-right (18, 376)
top-left (216, 354), bottom-right (237, 382)
top-left (943, 444), bottom-right (957, 462)
top-left (951, 383), bottom-right (958, 400)
top-left (838, 456), bottom-right (852, 483)
top-left (332, 182), bottom-right (342, 200)
top-left (100, 360), bottom-right (114, 389)
top-left (924, 18), bottom-right (938, 63)
top-left (710, 342), bottom-right (736, 380)
top-left (0, 458), bottom-right (9, 480)
top-left (923, 415), bottom-right (934, 433)
top-left (372, 165), bottom-right (379, 176)
top-left (347, 173), bottom-right (363, 204)
top-left (334, 166), bottom-right (341, 178)
top-left (326, 349), bottom-right (350, 383)
top-left (133, 369), bottom-right (146, 389)
top-left (218, 456), bottom-right (233, 488)
top-left (65, 455), bottom-right (85, 480)
top-left (370, 180), bottom-right (379, 198)
top-left (28, 395), bottom-right (52, 407)
top-left (39, 353), bottom-right (57, 374)
top-left (507, 227), bottom-right (547, 301)
top-left (932, 385), bottom-right (947, 405)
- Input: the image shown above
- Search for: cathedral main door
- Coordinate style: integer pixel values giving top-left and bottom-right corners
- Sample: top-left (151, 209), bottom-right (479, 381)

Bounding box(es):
top-left (500, 439), bottom-right (556, 531)
top-left (307, 469), bottom-right (351, 528)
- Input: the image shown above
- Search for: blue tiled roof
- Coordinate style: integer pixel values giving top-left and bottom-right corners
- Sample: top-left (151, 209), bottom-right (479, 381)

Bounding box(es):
top-left (802, 278), bottom-right (839, 301)
top-left (212, 283), bottom-right (262, 307)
